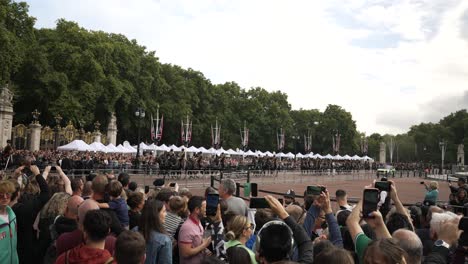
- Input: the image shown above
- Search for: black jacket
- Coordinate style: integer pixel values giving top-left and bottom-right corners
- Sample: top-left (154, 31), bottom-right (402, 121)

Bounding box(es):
top-left (13, 173), bottom-right (50, 264)
top-left (423, 245), bottom-right (450, 264)
top-left (52, 216), bottom-right (78, 240)
top-left (284, 216), bottom-right (314, 264)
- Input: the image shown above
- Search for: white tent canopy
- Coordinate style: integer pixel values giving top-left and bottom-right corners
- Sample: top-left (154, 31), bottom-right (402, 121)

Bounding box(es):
top-left (156, 144), bottom-right (170, 152)
top-left (285, 152), bottom-right (295, 158)
top-left (186, 146), bottom-right (200, 153)
top-left (198, 147), bottom-right (211, 154)
top-left (333, 154), bottom-right (343, 160)
top-left (168, 145), bottom-right (181, 152)
top-left (244, 150), bottom-right (256, 156)
top-left (226, 149), bottom-right (238, 155)
top-left (255, 150), bottom-right (265, 157)
top-left (296, 153), bottom-right (304, 158)
top-left (216, 147), bottom-right (228, 155)
top-left (106, 143), bottom-right (119, 153)
top-left (89, 142), bottom-right (109, 153)
top-left (58, 140), bottom-right (94, 152)
top-left (115, 144), bottom-right (129, 153)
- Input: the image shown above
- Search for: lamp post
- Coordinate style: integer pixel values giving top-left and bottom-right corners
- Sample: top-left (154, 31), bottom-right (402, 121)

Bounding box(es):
top-left (135, 108), bottom-right (145, 159)
top-left (292, 135), bottom-right (300, 154)
top-left (54, 114), bottom-right (62, 149)
top-left (439, 140), bottom-right (446, 175)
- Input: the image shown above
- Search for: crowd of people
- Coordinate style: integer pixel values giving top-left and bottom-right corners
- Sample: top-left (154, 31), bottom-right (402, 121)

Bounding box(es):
top-left (1, 148), bottom-right (449, 177)
top-left (0, 153), bottom-right (468, 264)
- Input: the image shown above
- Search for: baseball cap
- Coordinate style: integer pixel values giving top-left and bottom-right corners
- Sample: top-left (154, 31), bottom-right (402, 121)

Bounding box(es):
top-left (284, 189), bottom-right (295, 198)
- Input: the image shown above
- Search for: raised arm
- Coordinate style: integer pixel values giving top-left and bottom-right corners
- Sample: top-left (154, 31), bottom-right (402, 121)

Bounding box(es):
top-left (346, 199), bottom-right (364, 245)
top-left (31, 165), bottom-right (50, 205)
top-left (389, 180), bottom-right (414, 231)
top-left (303, 200), bottom-right (320, 238)
top-left (56, 166), bottom-right (72, 195)
top-left (366, 210), bottom-right (391, 239)
top-left (319, 190), bottom-right (343, 247)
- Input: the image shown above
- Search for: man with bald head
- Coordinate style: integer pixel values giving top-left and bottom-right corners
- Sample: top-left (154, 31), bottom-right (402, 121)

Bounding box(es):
top-left (91, 175), bottom-right (124, 235)
top-left (392, 229), bottom-right (423, 264)
top-left (51, 195), bottom-right (84, 240)
top-left (55, 199), bottom-right (117, 256)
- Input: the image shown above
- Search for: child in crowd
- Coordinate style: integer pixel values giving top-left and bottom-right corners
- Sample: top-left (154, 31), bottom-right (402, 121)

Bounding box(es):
top-left (98, 180), bottom-right (129, 229)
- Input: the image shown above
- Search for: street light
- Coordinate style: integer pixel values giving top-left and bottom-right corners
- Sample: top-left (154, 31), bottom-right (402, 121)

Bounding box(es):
top-left (439, 140), bottom-right (446, 175)
top-left (135, 108), bottom-right (146, 160)
top-left (291, 135), bottom-right (300, 154)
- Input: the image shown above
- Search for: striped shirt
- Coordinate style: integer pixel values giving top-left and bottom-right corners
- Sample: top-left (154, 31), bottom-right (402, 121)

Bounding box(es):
top-left (164, 211), bottom-right (184, 238)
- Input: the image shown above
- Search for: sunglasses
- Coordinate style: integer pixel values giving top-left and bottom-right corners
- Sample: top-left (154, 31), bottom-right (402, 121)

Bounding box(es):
top-left (245, 224), bottom-right (255, 230)
top-left (0, 193), bottom-right (12, 198)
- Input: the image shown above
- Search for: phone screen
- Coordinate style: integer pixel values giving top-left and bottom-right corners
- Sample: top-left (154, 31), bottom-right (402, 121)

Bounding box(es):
top-left (206, 194), bottom-right (219, 216)
top-left (374, 181), bottom-right (390, 192)
top-left (363, 189), bottom-right (379, 218)
top-left (144, 186), bottom-right (150, 194)
top-left (306, 186), bottom-right (322, 196)
top-left (251, 183), bottom-right (258, 197)
top-left (278, 198), bottom-right (284, 205)
top-left (169, 183), bottom-right (176, 187)
top-left (249, 197), bottom-right (270, 209)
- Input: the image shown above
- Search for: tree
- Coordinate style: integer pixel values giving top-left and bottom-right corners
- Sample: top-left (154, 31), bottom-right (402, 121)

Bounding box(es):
top-left (0, 0), bottom-right (35, 84)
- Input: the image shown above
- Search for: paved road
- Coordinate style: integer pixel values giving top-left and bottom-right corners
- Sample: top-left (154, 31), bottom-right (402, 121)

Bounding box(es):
top-left (128, 170), bottom-right (450, 205)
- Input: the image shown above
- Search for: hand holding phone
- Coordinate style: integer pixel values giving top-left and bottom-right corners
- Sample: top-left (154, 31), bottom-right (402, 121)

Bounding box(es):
top-left (206, 193), bottom-right (219, 216)
top-left (306, 185), bottom-right (326, 196)
top-left (362, 189), bottom-right (379, 218)
top-left (249, 197), bottom-right (270, 209)
top-left (374, 181), bottom-right (391, 192)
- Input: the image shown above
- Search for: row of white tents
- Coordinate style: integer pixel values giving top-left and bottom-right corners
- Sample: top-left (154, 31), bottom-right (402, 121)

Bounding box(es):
top-left (57, 140), bottom-right (374, 161)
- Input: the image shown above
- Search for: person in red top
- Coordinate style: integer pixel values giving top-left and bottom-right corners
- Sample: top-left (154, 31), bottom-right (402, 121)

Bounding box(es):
top-left (55, 209), bottom-right (114, 264)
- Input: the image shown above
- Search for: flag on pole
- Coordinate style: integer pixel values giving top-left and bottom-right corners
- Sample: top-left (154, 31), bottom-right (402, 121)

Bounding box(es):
top-left (150, 114), bottom-right (155, 141)
top-left (157, 115), bottom-right (164, 140)
top-left (181, 121), bottom-right (185, 145)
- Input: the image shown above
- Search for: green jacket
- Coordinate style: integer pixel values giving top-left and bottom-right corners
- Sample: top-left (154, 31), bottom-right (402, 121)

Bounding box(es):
top-left (0, 206), bottom-right (18, 264)
top-left (225, 239), bottom-right (258, 264)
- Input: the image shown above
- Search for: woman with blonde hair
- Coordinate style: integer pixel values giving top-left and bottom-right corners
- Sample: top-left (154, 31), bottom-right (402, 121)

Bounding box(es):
top-left (225, 215), bottom-right (257, 264)
top-left (37, 192), bottom-right (71, 260)
top-left (423, 181), bottom-right (439, 205)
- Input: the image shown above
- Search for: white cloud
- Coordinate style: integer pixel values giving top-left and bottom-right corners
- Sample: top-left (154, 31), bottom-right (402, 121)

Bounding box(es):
top-left (25, 0), bottom-right (468, 135)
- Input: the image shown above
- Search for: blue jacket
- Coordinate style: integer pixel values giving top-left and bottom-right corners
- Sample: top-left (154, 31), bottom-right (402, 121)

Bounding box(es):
top-left (303, 205), bottom-right (343, 247)
top-left (0, 206), bottom-right (18, 264)
top-left (133, 227), bottom-right (172, 264)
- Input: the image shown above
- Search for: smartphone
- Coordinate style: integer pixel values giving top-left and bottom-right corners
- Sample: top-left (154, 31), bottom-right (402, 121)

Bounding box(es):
top-left (306, 186), bottom-right (326, 196)
top-left (374, 181), bottom-right (391, 192)
top-left (206, 193), bottom-right (219, 216)
top-left (144, 185), bottom-right (150, 194)
top-left (169, 182), bottom-right (176, 187)
top-left (363, 189), bottom-right (380, 218)
top-left (50, 166), bottom-right (57, 171)
top-left (251, 183), bottom-right (258, 197)
top-left (249, 197), bottom-right (270, 209)
top-left (420, 181), bottom-right (425, 185)
top-left (278, 198), bottom-right (284, 205)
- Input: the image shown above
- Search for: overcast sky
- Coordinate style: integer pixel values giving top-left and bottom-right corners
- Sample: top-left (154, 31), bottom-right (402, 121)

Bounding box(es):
top-left (24, 0), bottom-right (468, 135)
